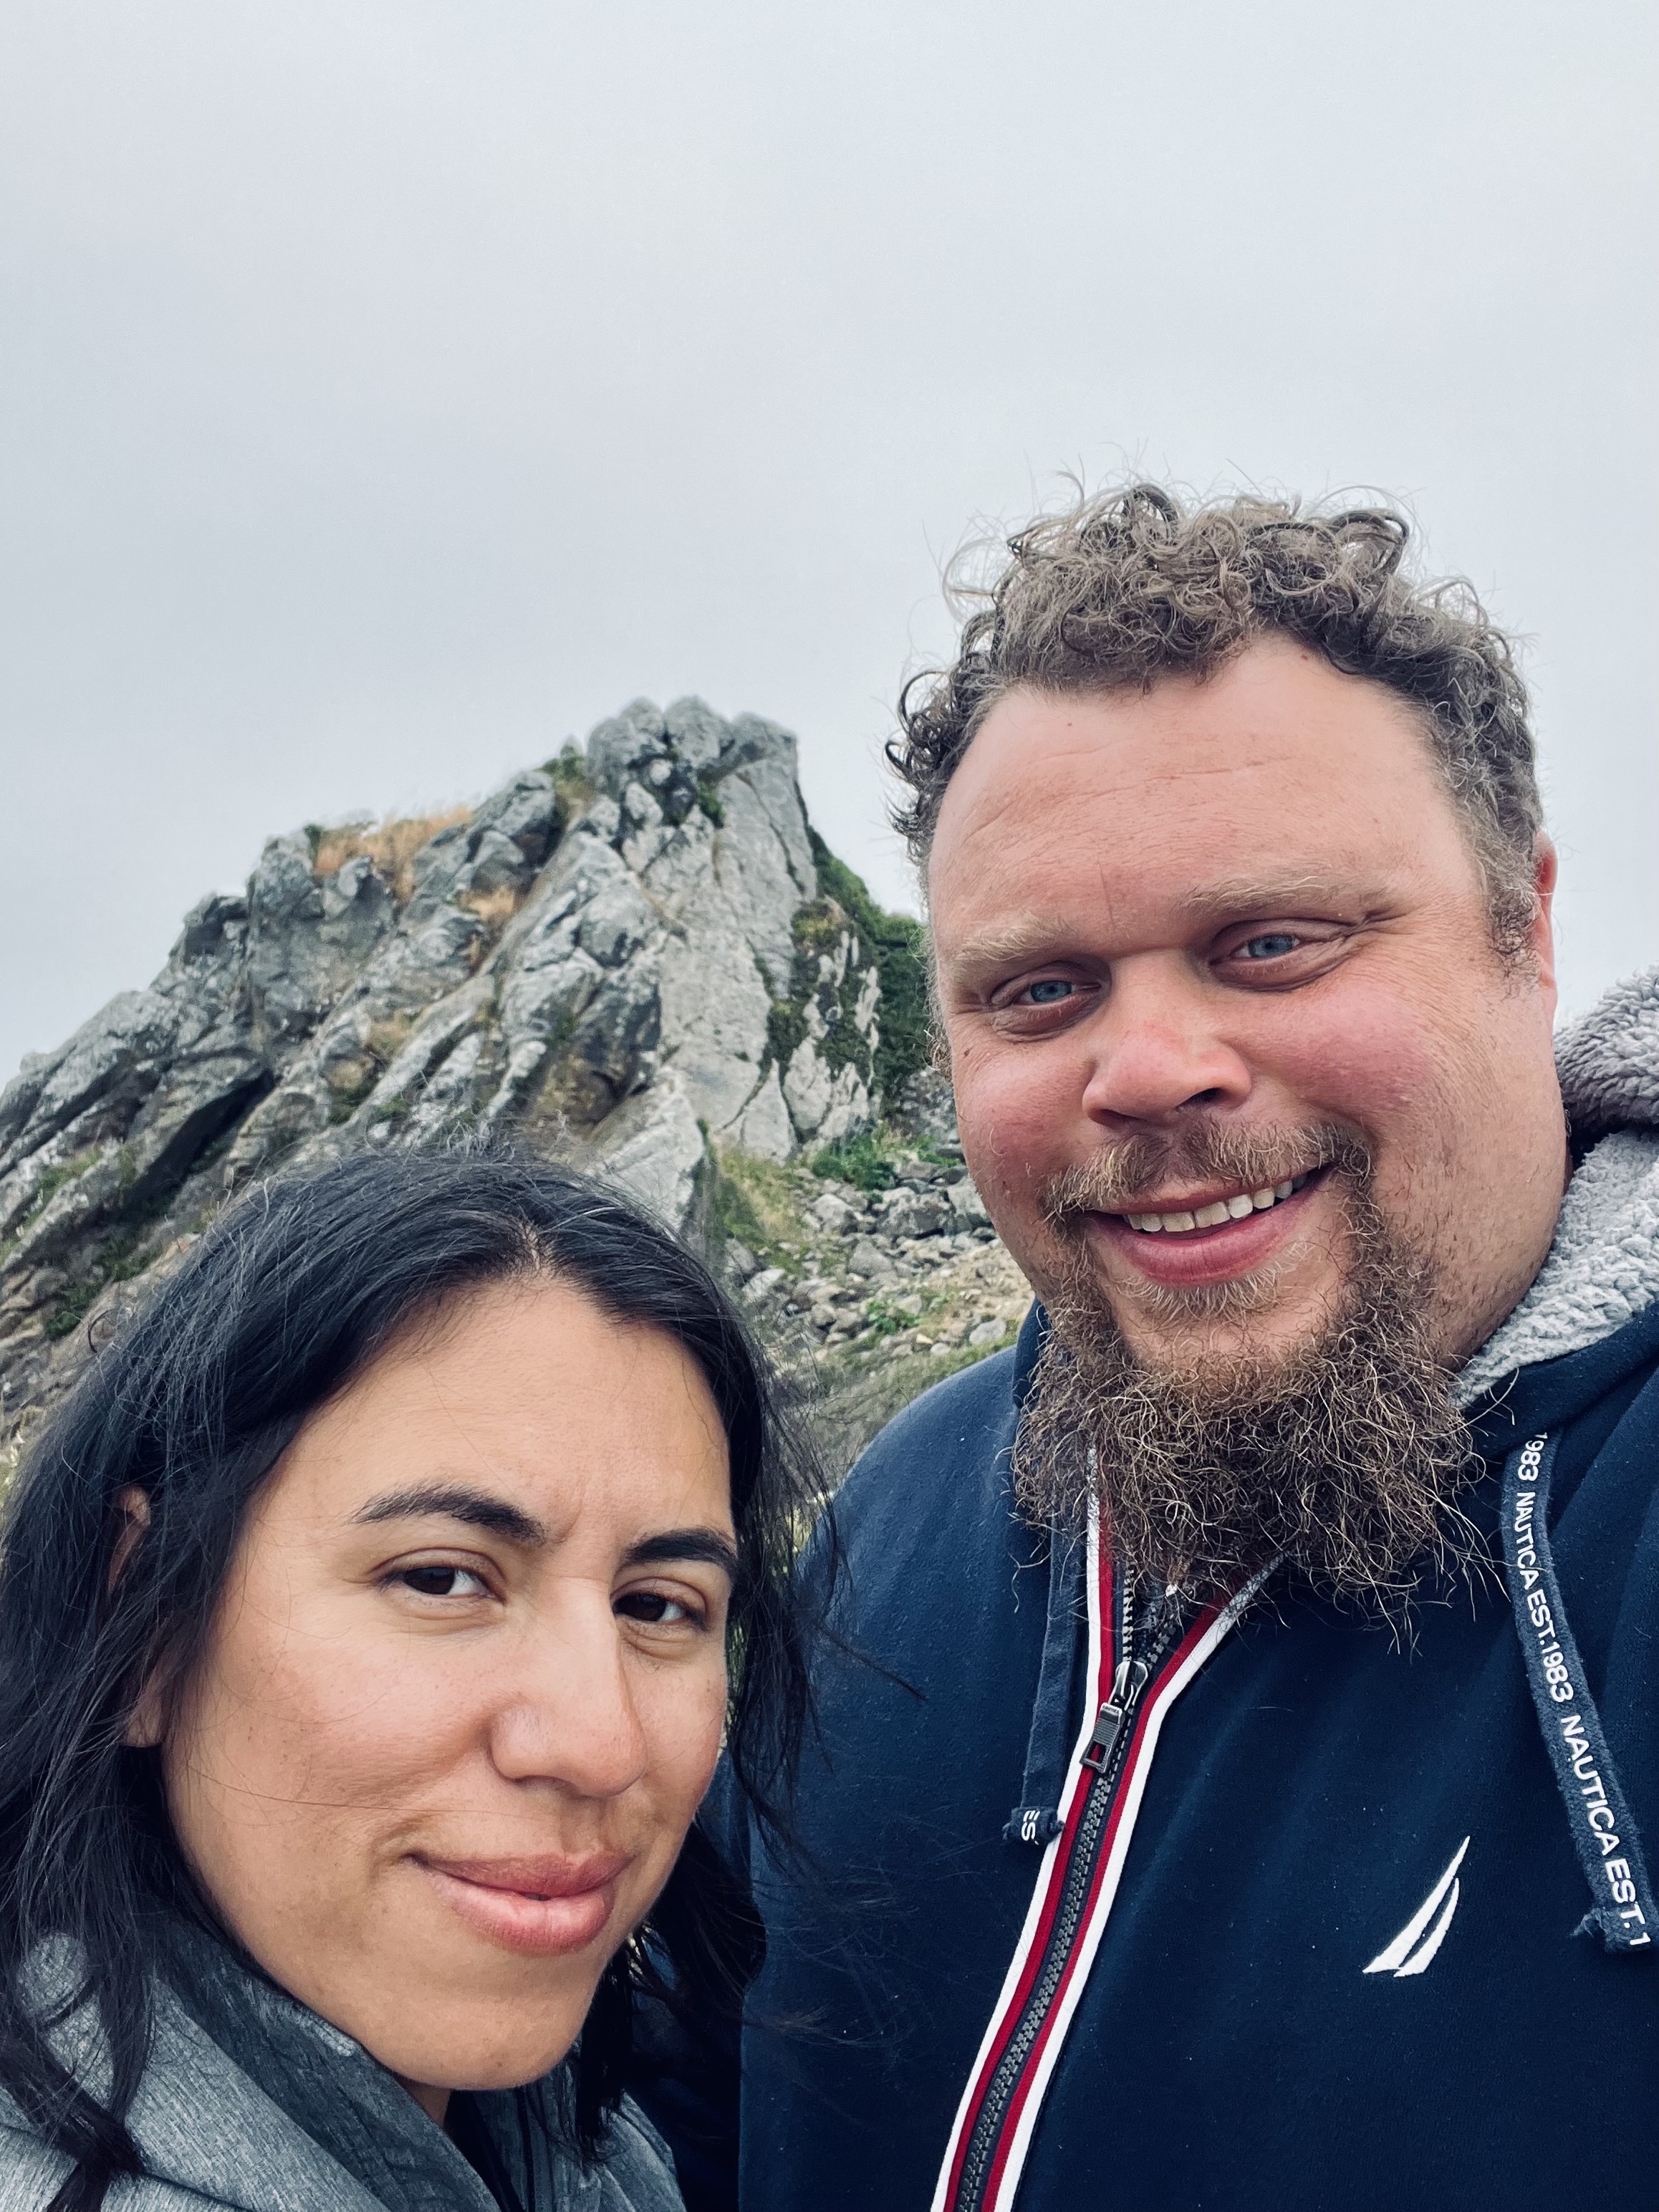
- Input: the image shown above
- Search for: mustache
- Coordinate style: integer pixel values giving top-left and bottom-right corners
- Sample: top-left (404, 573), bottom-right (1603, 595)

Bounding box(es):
top-left (1042, 1120), bottom-right (1372, 1225)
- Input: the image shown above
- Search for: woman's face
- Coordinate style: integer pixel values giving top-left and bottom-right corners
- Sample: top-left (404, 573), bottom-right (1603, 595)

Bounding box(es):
top-left (156, 1278), bottom-right (736, 2112)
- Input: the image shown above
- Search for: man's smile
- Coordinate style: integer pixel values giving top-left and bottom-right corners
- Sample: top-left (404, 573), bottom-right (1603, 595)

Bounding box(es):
top-left (1117, 1170), bottom-right (1319, 1235)
top-left (1082, 1170), bottom-right (1330, 1289)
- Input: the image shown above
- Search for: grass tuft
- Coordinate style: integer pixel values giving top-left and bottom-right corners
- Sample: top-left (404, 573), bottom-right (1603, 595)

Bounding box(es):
top-left (312, 807), bottom-right (473, 903)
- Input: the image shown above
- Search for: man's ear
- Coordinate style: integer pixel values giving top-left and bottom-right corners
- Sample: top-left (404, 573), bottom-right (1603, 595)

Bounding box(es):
top-left (110, 1488), bottom-right (166, 1750)
top-left (1526, 835), bottom-right (1559, 1011)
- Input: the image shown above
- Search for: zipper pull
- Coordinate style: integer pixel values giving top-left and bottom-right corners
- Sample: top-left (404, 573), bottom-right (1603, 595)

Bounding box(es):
top-left (1079, 1657), bottom-right (1148, 1774)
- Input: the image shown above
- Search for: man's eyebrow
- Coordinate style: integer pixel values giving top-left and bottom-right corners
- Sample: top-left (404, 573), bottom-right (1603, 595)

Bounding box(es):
top-left (350, 1483), bottom-right (549, 1546)
top-left (944, 916), bottom-right (1074, 971)
top-left (620, 1529), bottom-right (741, 1582)
top-left (1172, 871), bottom-right (1369, 922)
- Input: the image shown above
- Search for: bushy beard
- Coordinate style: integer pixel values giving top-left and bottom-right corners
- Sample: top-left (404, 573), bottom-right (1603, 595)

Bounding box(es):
top-left (1011, 1125), bottom-right (1481, 1611)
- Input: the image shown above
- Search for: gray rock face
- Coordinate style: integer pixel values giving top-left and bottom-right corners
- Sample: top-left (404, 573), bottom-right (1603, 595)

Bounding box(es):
top-left (0, 696), bottom-right (904, 1441)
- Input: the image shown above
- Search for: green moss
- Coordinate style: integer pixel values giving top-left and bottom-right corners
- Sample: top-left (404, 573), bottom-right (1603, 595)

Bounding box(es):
top-left (43, 1281), bottom-right (102, 1340)
top-left (696, 776), bottom-right (726, 828)
top-left (329, 1079), bottom-right (375, 1126)
top-left (778, 898), bottom-right (877, 1090)
top-left (708, 1147), bottom-right (811, 1271)
top-left (806, 830), bottom-right (931, 1105)
top-left (27, 1164), bottom-right (77, 1215)
top-left (792, 900), bottom-right (845, 955)
top-left (811, 1128), bottom-right (900, 1194)
top-left (764, 1001), bottom-right (808, 1077)
top-left (544, 744), bottom-right (595, 822)
top-left (41, 1195), bottom-right (170, 1341)
top-left (18, 1145), bottom-right (102, 1227)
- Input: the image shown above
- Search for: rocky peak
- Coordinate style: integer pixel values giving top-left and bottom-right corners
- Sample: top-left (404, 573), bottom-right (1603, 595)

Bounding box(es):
top-left (0, 697), bottom-right (1028, 1466)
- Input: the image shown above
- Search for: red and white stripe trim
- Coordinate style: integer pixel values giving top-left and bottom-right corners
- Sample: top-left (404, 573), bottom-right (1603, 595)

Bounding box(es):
top-left (931, 1511), bottom-right (1267, 2212)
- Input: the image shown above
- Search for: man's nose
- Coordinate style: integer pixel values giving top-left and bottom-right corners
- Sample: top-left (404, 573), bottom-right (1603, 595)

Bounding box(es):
top-left (1079, 966), bottom-right (1253, 1126)
top-left (489, 1598), bottom-right (649, 1801)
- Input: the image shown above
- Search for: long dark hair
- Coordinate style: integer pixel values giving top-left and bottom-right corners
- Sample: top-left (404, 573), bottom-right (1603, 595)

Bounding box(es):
top-left (0, 1145), bottom-right (827, 2209)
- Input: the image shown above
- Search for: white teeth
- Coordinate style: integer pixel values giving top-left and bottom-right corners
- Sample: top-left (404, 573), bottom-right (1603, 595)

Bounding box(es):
top-left (1122, 1170), bottom-right (1319, 1235)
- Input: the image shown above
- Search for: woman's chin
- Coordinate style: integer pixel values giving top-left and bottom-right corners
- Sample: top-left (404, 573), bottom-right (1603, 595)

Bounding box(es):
top-left (357, 1991), bottom-right (595, 2099)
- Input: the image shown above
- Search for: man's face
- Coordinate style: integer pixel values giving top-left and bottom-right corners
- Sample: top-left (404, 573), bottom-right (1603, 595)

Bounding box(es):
top-left (930, 639), bottom-right (1567, 1376)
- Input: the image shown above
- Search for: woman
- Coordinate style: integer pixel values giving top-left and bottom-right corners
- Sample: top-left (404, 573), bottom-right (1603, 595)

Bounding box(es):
top-left (0, 1147), bottom-right (820, 2211)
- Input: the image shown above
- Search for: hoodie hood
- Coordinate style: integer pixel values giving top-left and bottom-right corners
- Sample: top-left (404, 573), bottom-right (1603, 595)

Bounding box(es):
top-left (1457, 966), bottom-right (1659, 1404)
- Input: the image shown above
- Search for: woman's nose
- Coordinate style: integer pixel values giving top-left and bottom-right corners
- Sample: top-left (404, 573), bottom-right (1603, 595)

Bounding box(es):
top-left (488, 1600), bottom-right (649, 1801)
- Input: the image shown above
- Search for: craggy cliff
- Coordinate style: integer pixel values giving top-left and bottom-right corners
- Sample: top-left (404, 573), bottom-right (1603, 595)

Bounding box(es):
top-left (0, 698), bottom-right (1031, 1466)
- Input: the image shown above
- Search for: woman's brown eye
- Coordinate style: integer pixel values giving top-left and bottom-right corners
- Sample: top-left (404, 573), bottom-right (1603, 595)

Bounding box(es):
top-left (616, 1591), bottom-right (693, 1625)
top-left (398, 1566), bottom-right (482, 1598)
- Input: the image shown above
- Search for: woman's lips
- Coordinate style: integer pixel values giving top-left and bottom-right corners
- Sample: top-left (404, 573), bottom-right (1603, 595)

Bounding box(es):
top-left (1085, 1171), bottom-right (1324, 1288)
top-left (415, 1852), bottom-right (629, 1958)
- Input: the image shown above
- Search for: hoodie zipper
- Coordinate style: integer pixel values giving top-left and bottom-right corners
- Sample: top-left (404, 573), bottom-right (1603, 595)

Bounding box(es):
top-left (949, 1576), bottom-right (1188, 2212)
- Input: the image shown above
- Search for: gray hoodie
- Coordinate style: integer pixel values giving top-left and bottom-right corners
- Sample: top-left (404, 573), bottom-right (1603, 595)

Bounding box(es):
top-left (0, 1925), bottom-right (686, 2212)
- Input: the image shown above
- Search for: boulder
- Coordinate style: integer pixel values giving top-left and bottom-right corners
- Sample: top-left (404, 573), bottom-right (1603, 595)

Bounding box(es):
top-left (881, 1187), bottom-right (952, 1240)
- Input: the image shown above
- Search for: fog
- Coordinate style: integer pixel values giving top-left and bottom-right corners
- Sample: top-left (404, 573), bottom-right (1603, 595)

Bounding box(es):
top-left (1, 0), bottom-right (1653, 1078)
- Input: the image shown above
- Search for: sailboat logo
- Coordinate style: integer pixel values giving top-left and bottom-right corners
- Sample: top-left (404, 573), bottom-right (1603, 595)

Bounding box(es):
top-left (1363, 1837), bottom-right (1470, 1978)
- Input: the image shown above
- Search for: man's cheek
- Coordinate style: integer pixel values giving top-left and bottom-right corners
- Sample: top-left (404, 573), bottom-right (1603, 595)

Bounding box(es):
top-left (1269, 1017), bottom-right (1440, 1129)
top-left (954, 1052), bottom-right (1074, 1218)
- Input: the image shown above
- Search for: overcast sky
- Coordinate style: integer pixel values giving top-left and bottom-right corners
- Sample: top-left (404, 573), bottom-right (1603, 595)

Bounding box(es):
top-left (1, 0), bottom-right (1653, 1082)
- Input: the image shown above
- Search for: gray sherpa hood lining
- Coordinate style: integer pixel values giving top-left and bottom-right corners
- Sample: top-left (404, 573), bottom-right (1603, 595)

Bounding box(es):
top-left (1456, 965), bottom-right (1659, 1405)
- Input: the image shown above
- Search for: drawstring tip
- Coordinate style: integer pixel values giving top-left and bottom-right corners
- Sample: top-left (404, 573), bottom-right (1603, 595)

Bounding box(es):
top-left (1005, 1805), bottom-right (1062, 1847)
top-left (1572, 1908), bottom-right (1656, 1953)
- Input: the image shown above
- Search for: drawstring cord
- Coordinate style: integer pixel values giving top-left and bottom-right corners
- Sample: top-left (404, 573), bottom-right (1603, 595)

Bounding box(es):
top-left (1502, 1433), bottom-right (1656, 1951)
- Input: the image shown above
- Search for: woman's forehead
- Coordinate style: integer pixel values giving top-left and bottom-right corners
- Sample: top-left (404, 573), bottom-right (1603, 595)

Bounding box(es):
top-left (264, 1279), bottom-right (733, 1537)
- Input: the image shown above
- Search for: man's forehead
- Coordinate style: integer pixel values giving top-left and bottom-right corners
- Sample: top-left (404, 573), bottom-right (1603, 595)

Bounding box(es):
top-left (932, 648), bottom-right (1437, 830)
top-left (926, 650), bottom-right (1465, 949)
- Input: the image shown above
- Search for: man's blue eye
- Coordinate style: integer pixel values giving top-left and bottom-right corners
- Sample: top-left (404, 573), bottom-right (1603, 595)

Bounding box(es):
top-left (1026, 979), bottom-right (1073, 1004)
top-left (1238, 934), bottom-right (1299, 961)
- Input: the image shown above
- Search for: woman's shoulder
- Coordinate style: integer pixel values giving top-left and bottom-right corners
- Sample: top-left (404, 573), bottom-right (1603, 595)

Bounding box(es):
top-left (0, 1968), bottom-right (239, 2211)
top-left (0, 2107), bottom-right (206, 2212)
top-left (1, 1968), bottom-right (388, 2212)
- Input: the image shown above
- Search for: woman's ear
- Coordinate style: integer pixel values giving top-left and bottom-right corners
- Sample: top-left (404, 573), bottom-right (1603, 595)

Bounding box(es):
top-left (109, 1486), bottom-right (150, 1591)
top-left (110, 1489), bottom-right (166, 1749)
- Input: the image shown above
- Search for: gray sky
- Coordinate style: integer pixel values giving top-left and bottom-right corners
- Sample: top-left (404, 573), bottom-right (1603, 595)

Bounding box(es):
top-left (2, 0), bottom-right (1654, 1083)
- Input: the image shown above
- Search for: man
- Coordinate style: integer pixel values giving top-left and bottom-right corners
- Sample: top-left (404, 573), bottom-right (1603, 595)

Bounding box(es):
top-left (643, 486), bottom-right (1659, 2209)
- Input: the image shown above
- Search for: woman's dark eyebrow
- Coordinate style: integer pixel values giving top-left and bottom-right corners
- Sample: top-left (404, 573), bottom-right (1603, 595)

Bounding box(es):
top-left (621, 1529), bottom-right (740, 1582)
top-left (350, 1483), bottom-right (547, 1545)
top-left (349, 1491), bottom-right (737, 1579)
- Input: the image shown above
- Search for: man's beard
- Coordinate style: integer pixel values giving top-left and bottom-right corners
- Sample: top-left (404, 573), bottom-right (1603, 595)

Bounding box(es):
top-left (1011, 1125), bottom-right (1481, 1610)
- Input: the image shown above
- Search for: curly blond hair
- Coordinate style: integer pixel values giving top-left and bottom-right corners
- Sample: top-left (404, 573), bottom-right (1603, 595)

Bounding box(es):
top-left (891, 484), bottom-right (1543, 951)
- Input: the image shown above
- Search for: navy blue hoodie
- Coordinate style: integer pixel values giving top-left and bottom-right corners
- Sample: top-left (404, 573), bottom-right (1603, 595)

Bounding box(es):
top-left (638, 974), bottom-right (1659, 2212)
